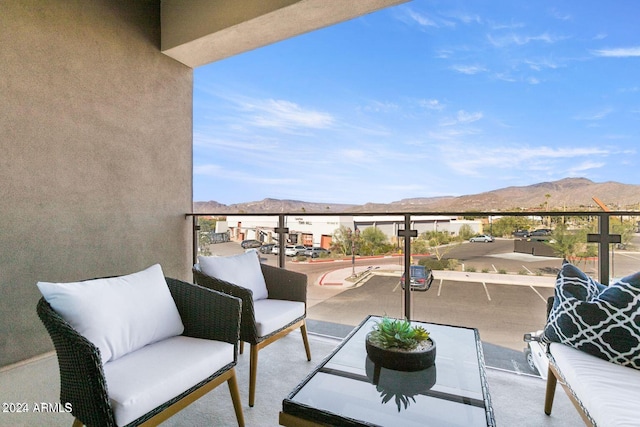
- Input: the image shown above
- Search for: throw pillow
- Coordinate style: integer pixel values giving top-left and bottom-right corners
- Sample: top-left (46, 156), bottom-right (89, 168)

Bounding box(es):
top-left (198, 251), bottom-right (269, 300)
top-left (37, 264), bottom-right (184, 363)
top-left (544, 262), bottom-right (640, 369)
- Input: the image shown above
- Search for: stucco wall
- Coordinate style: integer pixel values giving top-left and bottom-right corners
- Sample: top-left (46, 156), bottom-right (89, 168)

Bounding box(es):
top-left (0, 1), bottom-right (193, 366)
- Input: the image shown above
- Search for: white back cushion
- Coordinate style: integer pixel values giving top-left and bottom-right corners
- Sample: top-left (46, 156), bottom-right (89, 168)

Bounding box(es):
top-left (37, 264), bottom-right (184, 363)
top-left (198, 251), bottom-right (268, 300)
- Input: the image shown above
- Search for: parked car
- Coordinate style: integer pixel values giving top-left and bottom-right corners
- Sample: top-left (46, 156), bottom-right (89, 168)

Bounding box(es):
top-left (512, 230), bottom-right (530, 238)
top-left (240, 239), bottom-right (262, 249)
top-left (469, 234), bottom-right (494, 243)
top-left (285, 244), bottom-right (307, 256)
top-left (530, 229), bottom-right (552, 236)
top-left (304, 247), bottom-right (330, 258)
top-left (400, 265), bottom-right (434, 292)
top-left (271, 244), bottom-right (281, 255)
top-left (523, 330), bottom-right (548, 378)
top-left (259, 243), bottom-right (275, 254)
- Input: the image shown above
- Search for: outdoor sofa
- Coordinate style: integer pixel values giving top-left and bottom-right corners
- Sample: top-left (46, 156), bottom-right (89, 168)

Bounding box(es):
top-left (543, 262), bottom-right (640, 426)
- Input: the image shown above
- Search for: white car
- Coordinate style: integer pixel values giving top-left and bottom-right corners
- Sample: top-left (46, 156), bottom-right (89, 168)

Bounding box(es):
top-left (284, 245), bottom-right (307, 256)
top-left (469, 234), bottom-right (494, 243)
top-left (523, 330), bottom-right (548, 379)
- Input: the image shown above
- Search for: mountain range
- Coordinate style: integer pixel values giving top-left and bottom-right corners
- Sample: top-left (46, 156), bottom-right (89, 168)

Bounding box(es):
top-left (193, 177), bottom-right (640, 214)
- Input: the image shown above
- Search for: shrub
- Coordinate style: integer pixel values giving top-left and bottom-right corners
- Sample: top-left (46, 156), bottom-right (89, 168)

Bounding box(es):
top-left (419, 258), bottom-right (448, 270)
top-left (446, 259), bottom-right (460, 270)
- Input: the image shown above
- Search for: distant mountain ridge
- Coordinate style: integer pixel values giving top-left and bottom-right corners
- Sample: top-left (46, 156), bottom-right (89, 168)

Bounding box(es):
top-left (193, 178), bottom-right (640, 214)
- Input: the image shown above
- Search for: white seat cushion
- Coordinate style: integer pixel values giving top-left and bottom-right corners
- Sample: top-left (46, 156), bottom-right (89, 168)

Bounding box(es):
top-left (37, 264), bottom-right (184, 363)
top-left (104, 336), bottom-right (234, 427)
top-left (253, 299), bottom-right (305, 337)
top-left (550, 342), bottom-right (640, 427)
top-left (198, 251), bottom-right (269, 301)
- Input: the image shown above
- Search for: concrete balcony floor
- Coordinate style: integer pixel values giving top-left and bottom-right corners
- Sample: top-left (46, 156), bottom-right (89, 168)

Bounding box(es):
top-left (1, 330), bottom-right (583, 427)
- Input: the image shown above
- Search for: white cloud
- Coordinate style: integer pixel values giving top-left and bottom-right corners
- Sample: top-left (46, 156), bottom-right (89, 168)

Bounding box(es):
top-left (363, 100), bottom-right (399, 113)
top-left (418, 99), bottom-right (445, 111)
top-left (457, 110), bottom-right (483, 123)
top-left (194, 164), bottom-right (299, 184)
top-left (440, 144), bottom-right (611, 177)
top-left (549, 8), bottom-right (572, 21)
top-left (403, 8), bottom-right (438, 27)
top-left (487, 32), bottom-right (564, 48)
top-left (573, 108), bottom-right (613, 121)
top-left (450, 64), bottom-right (487, 75)
top-left (591, 47), bottom-right (640, 57)
top-left (524, 58), bottom-right (559, 71)
top-left (566, 161), bottom-right (606, 175)
top-left (240, 99), bottom-right (334, 131)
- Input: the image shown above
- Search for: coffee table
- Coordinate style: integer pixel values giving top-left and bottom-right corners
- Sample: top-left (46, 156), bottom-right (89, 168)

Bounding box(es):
top-left (280, 315), bottom-right (495, 426)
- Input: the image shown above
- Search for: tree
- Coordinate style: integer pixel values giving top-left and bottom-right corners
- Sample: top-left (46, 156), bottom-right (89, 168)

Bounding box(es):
top-left (610, 217), bottom-right (636, 248)
top-left (458, 224), bottom-right (475, 240)
top-left (330, 225), bottom-right (360, 255)
top-left (545, 223), bottom-right (596, 268)
top-left (490, 216), bottom-right (535, 237)
top-left (416, 230), bottom-right (459, 261)
top-left (546, 223), bottom-right (580, 260)
top-left (359, 227), bottom-right (392, 255)
top-left (197, 217), bottom-right (218, 255)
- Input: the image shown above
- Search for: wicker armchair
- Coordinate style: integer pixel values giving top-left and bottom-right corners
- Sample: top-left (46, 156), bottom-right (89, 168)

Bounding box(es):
top-left (37, 277), bottom-right (244, 427)
top-left (193, 263), bottom-right (311, 407)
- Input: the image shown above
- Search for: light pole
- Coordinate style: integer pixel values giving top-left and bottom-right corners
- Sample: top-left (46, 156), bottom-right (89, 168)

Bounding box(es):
top-left (347, 228), bottom-right (360, 277)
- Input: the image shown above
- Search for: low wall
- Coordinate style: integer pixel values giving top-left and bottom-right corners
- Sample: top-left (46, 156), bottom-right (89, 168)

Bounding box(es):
top-left (514, 240), bottom-right (556, 257)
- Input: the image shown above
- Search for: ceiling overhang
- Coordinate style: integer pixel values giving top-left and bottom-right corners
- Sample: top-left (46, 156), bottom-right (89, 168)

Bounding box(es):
top-left (161, 0), bottom-right (410, 68)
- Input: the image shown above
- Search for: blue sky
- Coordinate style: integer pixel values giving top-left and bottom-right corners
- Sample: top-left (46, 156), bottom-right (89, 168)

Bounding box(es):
top-left (193, 0), bottom-right (640, 205)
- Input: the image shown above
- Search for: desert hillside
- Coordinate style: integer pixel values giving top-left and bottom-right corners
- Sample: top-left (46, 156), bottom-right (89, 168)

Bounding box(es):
top-left (194, 178), bottom-right (640, 214)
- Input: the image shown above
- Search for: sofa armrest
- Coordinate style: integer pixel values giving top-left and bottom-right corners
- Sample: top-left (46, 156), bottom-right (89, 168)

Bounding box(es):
top-left (260, 263), bottom-right (307, 303)
top-left (37, 298), bottom-right (115, 427)
top-left (165, 277), bottom-right (241, 346)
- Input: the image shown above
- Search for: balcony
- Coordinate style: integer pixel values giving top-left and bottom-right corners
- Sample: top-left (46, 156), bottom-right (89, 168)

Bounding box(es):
top-left (3, 210), bottom-right (635, 426)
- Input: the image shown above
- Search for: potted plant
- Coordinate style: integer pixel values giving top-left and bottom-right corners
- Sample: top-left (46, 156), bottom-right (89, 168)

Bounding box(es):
top-left (365, 316), bottom-right (436, 371)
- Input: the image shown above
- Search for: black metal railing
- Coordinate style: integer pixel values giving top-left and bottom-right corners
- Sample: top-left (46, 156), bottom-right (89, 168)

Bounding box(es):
top-left (187, 210), bottom-right (639, 320)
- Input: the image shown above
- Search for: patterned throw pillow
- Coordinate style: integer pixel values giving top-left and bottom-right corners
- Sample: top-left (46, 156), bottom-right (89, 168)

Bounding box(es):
top-left (544, 262), bottom-right (640, 369)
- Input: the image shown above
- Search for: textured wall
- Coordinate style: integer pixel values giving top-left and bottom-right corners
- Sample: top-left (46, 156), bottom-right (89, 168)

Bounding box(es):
top-left (0, 1), bottom-right (193, 366)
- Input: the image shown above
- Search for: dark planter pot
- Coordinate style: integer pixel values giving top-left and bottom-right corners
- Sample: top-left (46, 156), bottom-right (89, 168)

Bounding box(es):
top-left (365, 333), bottom-right (436, 371)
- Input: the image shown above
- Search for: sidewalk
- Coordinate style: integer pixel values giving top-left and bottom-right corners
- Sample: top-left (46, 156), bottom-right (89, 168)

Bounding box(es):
top-left (318, 264), bottom-right (556, 288)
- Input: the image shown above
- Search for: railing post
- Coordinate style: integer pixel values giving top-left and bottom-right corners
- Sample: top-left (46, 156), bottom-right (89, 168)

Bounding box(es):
top-left (599, 213), bottom-right (610, 285)
top-left (192, 215), bottom-right (199, 267)
top-left (398, 214), bottom-right (417, 320)
top-left (587, 212), bottom-right (621, 285)
top-left (275, 214), bottom-right (289, 269)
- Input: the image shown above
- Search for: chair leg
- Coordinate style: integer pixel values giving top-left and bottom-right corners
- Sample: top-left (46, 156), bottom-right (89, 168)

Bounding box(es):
top-left (239, 340), bottom-right (244, 355)
top-left (249, 345), bottom-right (259, 407)
top-left (301, 321), bottom-right (312, 361)
top-left (227, 369), bottom-right (245, 427)
top-left (544, 365), bottom-right (557, 415)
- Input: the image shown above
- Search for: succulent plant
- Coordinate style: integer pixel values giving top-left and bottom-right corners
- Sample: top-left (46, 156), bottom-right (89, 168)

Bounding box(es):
top-left (368, 316), bottom-right (430, 350)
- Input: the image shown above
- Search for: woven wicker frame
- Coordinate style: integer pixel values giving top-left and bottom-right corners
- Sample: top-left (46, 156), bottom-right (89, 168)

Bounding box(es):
top-left (37, 277), bottom-right (243, 427)
top-left (193, 263), bottom-right (311, 406)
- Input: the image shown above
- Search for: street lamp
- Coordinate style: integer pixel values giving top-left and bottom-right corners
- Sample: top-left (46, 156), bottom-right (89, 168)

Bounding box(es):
top-left (347, 228), bottom-right (360, 277)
